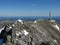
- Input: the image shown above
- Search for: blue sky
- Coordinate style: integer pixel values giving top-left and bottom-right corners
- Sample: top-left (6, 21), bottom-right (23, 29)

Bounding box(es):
top-left (0, 0), bottom-right (60, 16)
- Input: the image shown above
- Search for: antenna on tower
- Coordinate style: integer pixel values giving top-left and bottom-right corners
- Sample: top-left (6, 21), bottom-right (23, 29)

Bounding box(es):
top-left (49, 11), bottom-right (51, 20)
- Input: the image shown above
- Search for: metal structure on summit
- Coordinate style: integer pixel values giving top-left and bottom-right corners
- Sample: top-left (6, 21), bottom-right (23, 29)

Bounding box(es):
top-left (49, 11), bottom-right (52, 20)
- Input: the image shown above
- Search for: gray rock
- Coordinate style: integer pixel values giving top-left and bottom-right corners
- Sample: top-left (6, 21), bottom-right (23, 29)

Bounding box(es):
top-left (0, 20), bottom-right (60, 45)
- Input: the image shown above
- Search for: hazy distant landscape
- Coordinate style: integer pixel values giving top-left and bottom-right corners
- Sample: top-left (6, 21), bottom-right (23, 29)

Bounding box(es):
top-left (0, 16), bottom-right (60, 22)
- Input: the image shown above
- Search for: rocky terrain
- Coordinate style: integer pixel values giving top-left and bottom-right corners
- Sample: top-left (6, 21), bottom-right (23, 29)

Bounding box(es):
top-left (0, 19), bottom-right (60, 45)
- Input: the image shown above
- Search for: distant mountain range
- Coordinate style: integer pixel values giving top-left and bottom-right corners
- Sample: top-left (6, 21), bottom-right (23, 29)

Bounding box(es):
top-left (0, 16), bottom-right (60, 22)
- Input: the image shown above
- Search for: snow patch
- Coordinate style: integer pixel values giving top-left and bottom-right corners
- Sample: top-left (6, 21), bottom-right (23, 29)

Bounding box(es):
top-left (16, 31), bottom-right (22, 36)
top-left (0, 27), bottom-right (5, 33)
top-left (22, 29), bottom-right (29, 36)
top-left (17, 19), bottom-right (23, 24)
top-left (16, 29), bottom-right (29, 36)
top-left (53, 24), bottom-right (59, 31)
top-left (12, 24), bottom-right (15, 27)
top-left (50, 20), bottom-right (55, 22)
top-left (9, 26), bottom-right (12, 29)
top-left (34, 20), bottom-right (37, 23)
top-left (16, 33), bottom-right (20, 36)
top-left (54, 39), bottom-right (57, 43)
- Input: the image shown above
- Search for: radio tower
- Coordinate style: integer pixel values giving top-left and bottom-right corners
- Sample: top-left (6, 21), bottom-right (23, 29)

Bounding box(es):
top-left (49, 11), bottom-right (51, 20)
